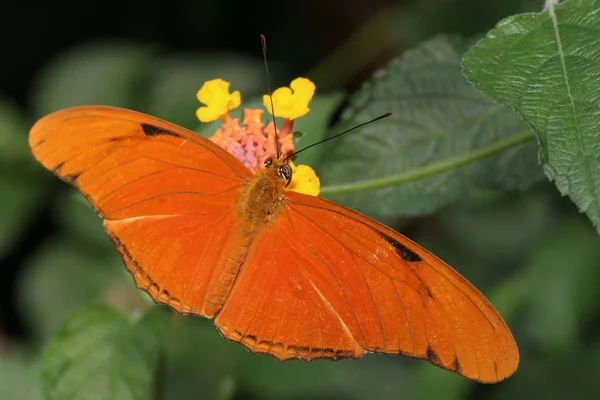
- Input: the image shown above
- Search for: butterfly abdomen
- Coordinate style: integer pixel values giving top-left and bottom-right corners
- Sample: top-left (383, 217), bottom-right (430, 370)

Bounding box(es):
top-left (203, 233), bottom-right (249, 317)
top-left (203, 169), bottom-right (286, 316)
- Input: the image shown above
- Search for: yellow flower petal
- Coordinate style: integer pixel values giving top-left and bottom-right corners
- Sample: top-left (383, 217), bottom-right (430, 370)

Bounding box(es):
top-left (263, 77), bottom-right (315, 120)
top-left (286, 161), bottom-right (320, 196)
top-left (196, 79), bottom-right (241, 122)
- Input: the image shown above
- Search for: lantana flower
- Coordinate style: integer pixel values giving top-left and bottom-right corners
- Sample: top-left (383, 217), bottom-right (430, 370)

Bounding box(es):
top-left (196, 78), bottom-right (320, 196)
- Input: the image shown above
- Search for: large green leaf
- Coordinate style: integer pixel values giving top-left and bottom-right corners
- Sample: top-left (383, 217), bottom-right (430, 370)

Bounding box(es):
top-left (462, 0), bottom-right (600, 233)
top-left (318, 36), bottom-right (543, 216)
top-left (41, 305), bottom-right (169, 400)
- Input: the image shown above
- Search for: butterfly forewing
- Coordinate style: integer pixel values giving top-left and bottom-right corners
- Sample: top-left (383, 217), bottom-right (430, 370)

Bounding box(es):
top-left (29, 106), bottom-right (251, 219)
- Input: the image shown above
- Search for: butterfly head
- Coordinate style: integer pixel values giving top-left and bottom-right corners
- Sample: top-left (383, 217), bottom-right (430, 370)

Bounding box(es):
top-left (195, 77), bottom-right (320, 196)
top-left (263, 156), bottom-right (293, 184)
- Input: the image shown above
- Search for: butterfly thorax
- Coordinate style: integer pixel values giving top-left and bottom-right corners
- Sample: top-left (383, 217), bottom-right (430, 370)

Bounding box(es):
top-left (238, 161), bottom-right (287, 231)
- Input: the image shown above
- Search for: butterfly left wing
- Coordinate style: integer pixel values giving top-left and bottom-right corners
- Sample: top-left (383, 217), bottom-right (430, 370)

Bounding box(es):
top-left (29, 106), bottom-right (253, 316)
top-left (215, 191), bottom-right (519, 383)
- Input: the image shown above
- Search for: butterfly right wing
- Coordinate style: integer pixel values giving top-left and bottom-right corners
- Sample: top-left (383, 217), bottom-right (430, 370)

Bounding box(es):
top-left (30, 106), bottom-right (252, 316)
top-left (215, 191), bottom-right (518, 382)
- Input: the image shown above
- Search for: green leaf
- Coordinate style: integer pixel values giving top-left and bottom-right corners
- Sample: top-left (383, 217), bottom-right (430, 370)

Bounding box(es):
top-left (31, 41), bottom-right (157, 116)
top-left (41, 305), bottom-right (169, 400)
top-left (318, 36), bottom-right (542, 216)
top-left (462, 0), bottom-right (600, 233)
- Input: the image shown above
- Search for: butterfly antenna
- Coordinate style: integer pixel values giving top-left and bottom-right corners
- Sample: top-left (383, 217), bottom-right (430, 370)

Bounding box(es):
top-left (286, 112), bottom-right (392, 161)
top-left (261, 34), bottom-right (281, 159)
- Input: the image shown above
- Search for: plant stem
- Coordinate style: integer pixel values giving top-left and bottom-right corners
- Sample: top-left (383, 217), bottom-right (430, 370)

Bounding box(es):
top-left (320, 130), bottom-right (535, 196)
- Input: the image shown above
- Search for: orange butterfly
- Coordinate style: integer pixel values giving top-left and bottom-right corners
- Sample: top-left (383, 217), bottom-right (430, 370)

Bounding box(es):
top-left (29, 78), bottom-right (518, 383)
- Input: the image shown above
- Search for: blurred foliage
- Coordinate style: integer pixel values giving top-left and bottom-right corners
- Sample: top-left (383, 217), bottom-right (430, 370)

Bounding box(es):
top-left (1, 0), bottom-right (600, 400)
top-left (0, 99), bottom-right (46, 259)
top-left (0, 353), bottom-right (43, 400)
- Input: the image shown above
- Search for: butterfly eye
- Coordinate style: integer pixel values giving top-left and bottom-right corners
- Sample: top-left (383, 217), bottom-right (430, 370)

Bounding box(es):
top-left (279, 164), bottom-right (293, 181)
top-left (264, 157), bottom-right (274, 168)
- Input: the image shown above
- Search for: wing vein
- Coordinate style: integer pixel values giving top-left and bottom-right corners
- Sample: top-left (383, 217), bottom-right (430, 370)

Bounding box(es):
top-left (282, 210), bottom-right (369, 348)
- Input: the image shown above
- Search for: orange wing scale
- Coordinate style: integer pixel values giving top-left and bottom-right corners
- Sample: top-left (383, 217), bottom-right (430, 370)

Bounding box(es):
top-left (216, 192), bottom-right (518, 383)
top-left (30, 106), bottom-right (518, 383)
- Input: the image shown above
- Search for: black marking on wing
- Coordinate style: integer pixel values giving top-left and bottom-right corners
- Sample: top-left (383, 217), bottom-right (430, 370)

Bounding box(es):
top-left (141, 123), bottom-right (181, 138)
top-left (494, 361), bottom-right (499, 380)
top-left (418, 282), bottom-right (434, 300)
top-left (228, 330), bottom-right (357, 361)
top-left (426, 345), bottom-right (443, 367)
top-left (288, 345), bottom-right (310, 354)
top-left (452, 356), bottom-right (462, 374)
top-left (53, 161), bottom-right (65, 173)
top-left (379, 232), bottom-right (422, 262)
top-left (245, 334), bottom-right (257, 342)
top-left (63, 172), bottom-right (81, 183)
top-left (53, 161), bottom-right (81, 183)
top-left (311, 347), bottom-right (334, 355)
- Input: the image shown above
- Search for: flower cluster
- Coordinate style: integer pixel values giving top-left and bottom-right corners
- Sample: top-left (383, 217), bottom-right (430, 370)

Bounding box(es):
top-left (196, 77), bottom-right (319, 196)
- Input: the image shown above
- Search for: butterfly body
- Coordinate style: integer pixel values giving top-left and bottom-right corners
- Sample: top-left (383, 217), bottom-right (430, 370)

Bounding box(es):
top-left (29, 105), bottom-right (519, 383)
top-left (206, 159), bottom-right (289, 315)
